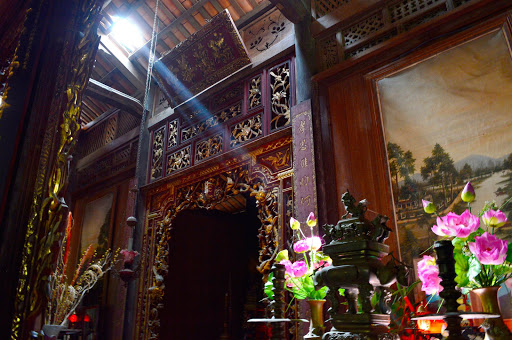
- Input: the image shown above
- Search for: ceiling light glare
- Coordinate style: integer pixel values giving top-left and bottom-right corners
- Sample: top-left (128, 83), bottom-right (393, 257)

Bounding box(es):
top-left (110, 17), bottom-right (145, 52)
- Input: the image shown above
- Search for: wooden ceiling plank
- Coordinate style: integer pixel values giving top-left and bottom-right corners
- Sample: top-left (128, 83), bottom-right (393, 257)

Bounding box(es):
top-left (187, 14), bottom-right (203, 30)
top-left (130, 0), bottom-right (222, 60)
top-left (247, 0), bottom-right (258, 8)
top-left (82, 108), bottom-right (120, 130)
top-left (170, 0), bottom-right (187, 13)
top-left (228, 0), bottom-right (245, 17)
top-left (141, 3), bottom-right (167, 29)
top-left (85, 78), bottom-right (143, 117)
top-left (209, 0), bottom-right (224, 13)
top-left (100, 37), bottom-right (146, 92)
top-left (235, 0), bottom-right (272, 29)
top-left (177, 24), bottom-right (191, 37)
top-left (157, 1), bottom-right (177, 21)
top-left (167, 31), bottom-right (181, 45)
top-left (198, 7), bottom-right (212, 20)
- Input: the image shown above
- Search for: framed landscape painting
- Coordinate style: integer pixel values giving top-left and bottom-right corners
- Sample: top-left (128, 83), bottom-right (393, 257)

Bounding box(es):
top-left (79, 192), bottom-right (115, 256)
top-left (376, 28), bottom-right (512, 273)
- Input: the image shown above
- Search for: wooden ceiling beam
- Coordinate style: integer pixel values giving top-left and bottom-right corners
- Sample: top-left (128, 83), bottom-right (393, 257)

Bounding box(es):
top-left (209, 0), bottom-right (224, 13)
top-left (169, 0), bottom-right (202, 30)
top-left (99, 38), bottom-right (146, 92)
top-left (157, 1), bottom-right (177, 21)
top-left (229, 0), bottom-right (246, 17)
top-left (268, 0), bottom-right (307, 23)
top-left (85, 78), bottom-right (143, 117)
top-left (236, 0), bottom-right (272, 29)
top-left (129, 0), bottom-right (214, 60)
top-left (197, 7), bottom-right (212, 20)
top-left (82, 108), bottom-right (120, 131)
top-left (247, 0), bottom-right (258, 8)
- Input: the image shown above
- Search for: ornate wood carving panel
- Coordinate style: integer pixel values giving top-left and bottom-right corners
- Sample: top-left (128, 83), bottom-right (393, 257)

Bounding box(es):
top-left (314, 0), bottom-right (484, 71)
top-left (136, 136), bottom-right (293, 340)
top-left (240, 8), bottom-right (293, 59)
top-left (147, 56), bottom-right (295, 183)
top-left (154, 10), bottom-right (251, 107)
top-left (269, 61), bottom-right (291, 131)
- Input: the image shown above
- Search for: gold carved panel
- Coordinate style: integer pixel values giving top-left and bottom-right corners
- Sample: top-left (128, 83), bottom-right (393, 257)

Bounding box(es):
top-left (136, 136), bottom-right (293, 340)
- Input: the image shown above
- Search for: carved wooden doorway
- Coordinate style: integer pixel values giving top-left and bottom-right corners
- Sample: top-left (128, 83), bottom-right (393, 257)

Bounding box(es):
top-left (135, 136), bottom-right (294, 339)
top-left (159, 205), bottom-right (261, 339)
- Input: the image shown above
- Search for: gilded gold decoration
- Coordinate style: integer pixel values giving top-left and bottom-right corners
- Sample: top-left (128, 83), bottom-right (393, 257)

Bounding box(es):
top-left (262, 148), bottom-right (291, 169)
top-left (168, 119), bottom-right (178, 149)
top-left (0, 5), bottom-right (29, 119)
top-left (193, 44), bottom-right (215, 75)
top-left (181, 101), bottom-right (242, 141)
top-left (195, 134), bottom-right (223, 162)
top-left (166, 146), bottom-right (191, 175)
top-left (142, 165), bottom-right (280, 339)
top-left (0, 55), bottom-right (20, 119)
top-left (150, 128), bottom-right (164, 180)
top-left (209, 33), bottom-right (233, 63)
top-left (269, 63), bottom-right (291, 130)
top-left (230, 114), bottom-right (262, 147)
top-left (248, 75), bottom-right (262, 109)
top-left (170, 54), bottom-right (194, 83)
top-left (211, 85), bottom-right (242, 109)
top-left (154, 10), bottom-right (251, 107)
top-left (11, 0), bottom-right (102, 338)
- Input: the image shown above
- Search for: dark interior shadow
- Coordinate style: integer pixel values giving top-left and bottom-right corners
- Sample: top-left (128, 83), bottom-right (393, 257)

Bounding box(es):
top-left (159, 204), bottom-right (261, 340)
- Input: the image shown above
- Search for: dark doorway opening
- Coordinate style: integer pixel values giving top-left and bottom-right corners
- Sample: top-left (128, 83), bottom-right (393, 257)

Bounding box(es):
top-left (160, 200), bottom-right (261, 339)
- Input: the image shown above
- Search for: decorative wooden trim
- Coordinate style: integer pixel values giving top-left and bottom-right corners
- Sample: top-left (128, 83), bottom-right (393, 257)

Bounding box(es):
top-left (135, 136), bottom-right (293, 339)
top-left (312, 0), bottom-right (512, 73)
top-left (11, 0), bottom-right (104, 338)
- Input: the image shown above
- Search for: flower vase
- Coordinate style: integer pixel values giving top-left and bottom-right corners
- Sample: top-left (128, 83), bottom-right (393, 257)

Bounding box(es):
top-left (304, 299), bottom-right (325, 339)
top-left (472, 286), bottom-right (512, 340)
top-left (42, 324), bottom-right (64, 340)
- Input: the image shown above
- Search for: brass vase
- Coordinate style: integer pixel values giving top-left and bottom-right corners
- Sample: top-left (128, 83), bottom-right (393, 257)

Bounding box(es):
top-left (304, 299), bottom-right (325, 339)
top-left (472, 286), bottom-right (512, 340)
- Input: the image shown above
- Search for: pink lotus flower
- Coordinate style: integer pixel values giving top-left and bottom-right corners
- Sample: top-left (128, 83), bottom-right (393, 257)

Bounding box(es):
top-left (307, 212), bottom-right (317, 227)
top-left (308, 236), bottom-right (322, 251)
top-left (422, 199), bottom-right (436, 214)
top-left (482, 209), bottom-right (507, 228)
top-left (468, 232), bottom-right (508, 265)
top-left (293, 239), bottom-right (310, 253)
top-left (280, 260), bottom-right (293, 275)
top-left (461, 182), bottom-right (475, 203)
top-left (417, 255), bottom-right (444, 295)
top-left (431, 211), bottom-right (479, 238)
top-left (290, 261), bottom-right (308, 277)
top-left (431, 216), bottom-right (457, 237)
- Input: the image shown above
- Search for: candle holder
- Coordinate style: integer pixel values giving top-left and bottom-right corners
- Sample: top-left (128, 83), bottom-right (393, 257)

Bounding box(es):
top-left (412, 240), bottom-right (500, 339)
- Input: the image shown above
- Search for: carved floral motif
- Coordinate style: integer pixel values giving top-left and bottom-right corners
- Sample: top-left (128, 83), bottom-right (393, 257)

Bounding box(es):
top-left (150, 128), bottom-right (164, 180)
top-left (269, 63), bottom-right (291, 130)
top-left (143, 165), bottom-right (280, 339)
top-left (168, 119), bottom-right (178, 149)
top-left (248, 75), bottom-right (262, 109)
top-left (230, 114), bottom-right (262, 147)
top-left (181, 101), bottom-right (241, 141)
top-left (166, 146), bottom-right (191, 175)
top-left (241, 8), bottom-right (292, 58)
top-left (195, 134), bottom-right (223, 162)
top-left (12, 0), bottom-right (103, 338)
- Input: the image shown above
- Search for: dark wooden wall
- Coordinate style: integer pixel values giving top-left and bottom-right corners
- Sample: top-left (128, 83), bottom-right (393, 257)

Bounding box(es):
top-left (313, 0), bottom-right (512, 258)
